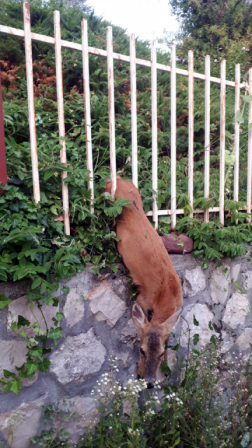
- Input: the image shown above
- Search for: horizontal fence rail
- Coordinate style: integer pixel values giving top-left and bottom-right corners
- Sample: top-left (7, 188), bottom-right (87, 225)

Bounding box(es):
top-left (1, 2), bottom-right (252, 234)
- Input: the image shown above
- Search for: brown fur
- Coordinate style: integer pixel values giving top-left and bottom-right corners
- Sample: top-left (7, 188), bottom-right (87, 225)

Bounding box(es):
top-left (104, 177), bottom-right (183, 386)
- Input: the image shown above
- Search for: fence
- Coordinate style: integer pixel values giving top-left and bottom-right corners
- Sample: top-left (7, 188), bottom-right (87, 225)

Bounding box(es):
top-left (0, 2), bottom-right (252, 235)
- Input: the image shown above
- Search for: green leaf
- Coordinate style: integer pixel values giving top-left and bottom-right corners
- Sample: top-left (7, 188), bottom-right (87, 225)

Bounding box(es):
top-left (242, 95), bottom-right (252, 103)
top-left (17, 315), bottom-right (30, 328)
top-left (193, 315), bottom-right (199, 326)
top-left (62, 285), bottom-right (70, 296)
top-left (17, 171), bottom-right (25, 181)
top-left (38, 358), bottom-right (51, 373)
top-left (31, 277), bottom-right (42, 290)
top-left (193, 333), bottom-right (199, 345)
top-left (48, 327), bottom-right (63, 346)
top-left (56, 312), bottom-right (64, 322)
top-left (0, 294), bottom-right (12, 309)
top-left (19, 329), bottom-right (26, 338)
top-left (3, 369), bottom-right (16, 379)
top-left (236, 110), bottom-right (244, 124)
top-left (4, 378), bottom-right (22, 395)
top-left (208, 321), bottom-right (214, 331)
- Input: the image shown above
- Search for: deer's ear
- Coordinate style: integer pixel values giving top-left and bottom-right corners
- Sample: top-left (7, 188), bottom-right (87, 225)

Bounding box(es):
top-left (132, 303), bottom-right (148, 329)
top-left (161, 306), bottom-right (183, 333)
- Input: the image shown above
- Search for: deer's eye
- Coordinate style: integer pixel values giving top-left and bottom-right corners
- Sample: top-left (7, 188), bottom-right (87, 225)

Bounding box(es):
top-left (140, 348), bottom-right (145, 356)
top-left (159, 352), bottom-right (165, 358)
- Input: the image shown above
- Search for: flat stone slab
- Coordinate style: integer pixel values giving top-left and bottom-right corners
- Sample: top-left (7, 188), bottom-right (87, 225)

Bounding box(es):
top-left (180, 303), bottom-right (214, 348)
top-left (223, 292), bottom-right (249, 329)
top-left (63, 287), bottom-right (84, 328)
top-left (210, 264), bottom-right (230, 304)
top-left (88, 280), bottom-right (126, 327)
top-left (183, 267), bottom-right (206, 297)
top-left (236, 328), bottom-right (252, 350)
top-left (242, 271), bottom-right (252, 290)
top-left (0, 396), bottom-right (45, 448)
top-left (0, 340), bottom-right (38, 391)
top-left (7, 295), bottom-right (59, 337)
top-left (53, 396), bottom-right (97, 442)
top-left (50, 328), bottom-right (106, 384)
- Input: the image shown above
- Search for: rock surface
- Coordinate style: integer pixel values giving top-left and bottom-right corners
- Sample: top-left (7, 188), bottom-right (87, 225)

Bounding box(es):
top-left (183, 267), bottom-right (206, 297)
top-left (180, 304), bottom-right (214, 348)
top-left (210, 264), bottom-right (230, 304)
top-left (236, 328), bottom-right (252, 350)
top-left (50, 328), bottom-right (106, 384)
top-left (63, 287), bottom-right (84, 328)
top-left (7, 295), bottom-right (59, 337)
top-left (88, 280), bottom-right (126, 327)
top-left (223, 292), bottom-right (249, 329)
top-left (0, 396), bottom-right (45, 448)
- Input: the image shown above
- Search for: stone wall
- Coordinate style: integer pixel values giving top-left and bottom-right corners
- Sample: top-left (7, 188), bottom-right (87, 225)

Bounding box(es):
top-left (1, 250), bottom-right (252, 447)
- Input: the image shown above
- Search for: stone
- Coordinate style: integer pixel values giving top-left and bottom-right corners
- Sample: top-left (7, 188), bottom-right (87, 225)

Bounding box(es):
top-left (7, 295), bottom-right (59, 337)
top-left (221, 331), bottom-right (234, 354)
top-left (183, 267), bottom-right (206, 297)
top-left (231, 264), bottom-right (240, 283)
top-left (116, 353), bottom-right (130, 368)
top-left (63, 287), bottom-right (84, 328)
top-left (210, 264), bottom-right (230, 304)
top-left (88, 280), bottom-right (126, 327)
top-left (0, 396), bottom-right (45, 448)
top-left (223, 292), bottom-right (250, 329)
top-left (236, 328), bottom-right (252, 351)
top-left (161, 233), bottom-right (193, 254)
top-left (120, 318), bottom-right (140, 349)
top-left (180, 303), bottom-right (214, 348)
top-left (242, 271), bottom-right (252, 290)
top-left (0, 281), bottom-right (28, 300)
top-left (53, 396), bottom-right (97, 443)
top-left (0, 341), bottom-right (38, 391)
top-left (50, 328), bottom-right (106, 385)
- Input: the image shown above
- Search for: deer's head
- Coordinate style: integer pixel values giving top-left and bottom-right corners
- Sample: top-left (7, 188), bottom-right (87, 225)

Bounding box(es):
top-left (132, 303), bottom-right (182, 389)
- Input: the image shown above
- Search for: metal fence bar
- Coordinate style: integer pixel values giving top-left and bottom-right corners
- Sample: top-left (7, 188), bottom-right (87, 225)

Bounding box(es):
top-left (54, 11), bottom-right (70, 235)
top-left (247, 68), bottom-right (252, 222)
top-left (0, 24), bottom-right (246, 88)
top-left (130, 33), bottom-right (138, 188)
top-left (234, 64), bottom-right (240, 225)
top-left (204, 55), bottom-right (211, 223)
top-left (2, 18), bottom-right (252, 228)
top-left (82, 19), bottom-right (94, 211)
top-left (23, 3), bottom-right (40, 203)
top-left (188, 50), bottom-right (194, 218)
top-left (219, 60), bottom-right (226, 227)
top-left (151, 40), bottom-right (158, 228)
top-left (170, 45), bottom-right (177, 230)
top-left (107, 26), bottom-right (117, 197)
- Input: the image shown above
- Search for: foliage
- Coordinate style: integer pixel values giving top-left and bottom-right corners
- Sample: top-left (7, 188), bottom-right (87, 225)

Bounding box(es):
top-left (29, 328), bottom-right (252, 448)
top-left (1, 0), bottom-right (252, 396)
top-left (168, 0), bottom-right (252, 76)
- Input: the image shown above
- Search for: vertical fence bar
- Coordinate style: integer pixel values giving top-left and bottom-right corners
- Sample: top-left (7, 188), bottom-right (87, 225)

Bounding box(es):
top-left (82, 19), bottom-right (94, 212)
top-left (151, 40), bottom-right (158, 229)
top-left (0, 68), bottom-right (7, 190)
top-left (188, 50), bottom-right (194, 218)
top-left (130, 34), bottom-right (138, 188)
top-left (204, 55), bottom-right (210, 223)
top-left (219, 60), bottom-right (226, 227)
top-left (107, 26), bottom-right (117, 197)
top-left (23, 2), bottom-right (40, 203)
top-left (170, 45), bottom-right (176, 230)
top-left (247, 68), bottom-right (252, 223)
top-left (234, 64), bottom-right (240, 225)
top-left (54, 11), bottom-right (70, 235)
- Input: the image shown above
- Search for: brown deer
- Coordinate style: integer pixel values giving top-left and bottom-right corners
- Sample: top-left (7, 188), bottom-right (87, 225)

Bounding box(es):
top-left (103, 177), bottom-right (183, 388)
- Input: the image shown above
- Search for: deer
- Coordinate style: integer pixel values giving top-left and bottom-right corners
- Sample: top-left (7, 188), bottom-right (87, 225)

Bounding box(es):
top-left (103, 176), bottom-right (183, 389)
